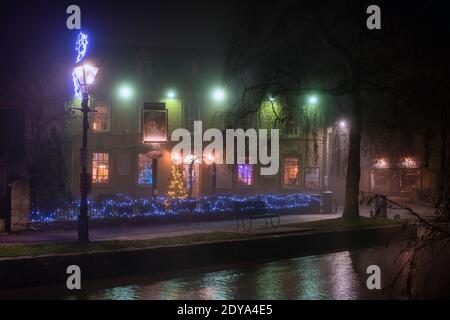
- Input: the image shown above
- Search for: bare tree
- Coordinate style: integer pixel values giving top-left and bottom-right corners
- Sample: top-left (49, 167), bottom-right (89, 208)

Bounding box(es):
top-left (0, 62), bottom-right (72, 211)
top-left (224, 0), bottom-right (406, 220)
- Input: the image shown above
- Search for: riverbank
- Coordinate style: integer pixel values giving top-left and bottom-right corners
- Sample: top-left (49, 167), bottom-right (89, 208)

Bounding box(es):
top-left (0, 218), bottom-right (417, 289)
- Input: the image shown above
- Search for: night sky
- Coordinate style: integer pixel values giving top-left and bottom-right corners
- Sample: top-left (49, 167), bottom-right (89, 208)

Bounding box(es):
top-left (1, 0), bottom-right (450, 96)
top-left (0, 0), bottom-right (233, 68)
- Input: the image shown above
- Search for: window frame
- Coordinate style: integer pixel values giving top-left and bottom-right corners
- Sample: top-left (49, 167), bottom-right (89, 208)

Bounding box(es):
top-left (236, 164), bottom-right (254, 187)
top-left (92, 152), bottom-right (110, 185)
top-left (137, 153), bottom-right (153, 187)
top-left (91, 101), bottom-right (111, 133)
top-left (283, 157), bottom-right (300, 188)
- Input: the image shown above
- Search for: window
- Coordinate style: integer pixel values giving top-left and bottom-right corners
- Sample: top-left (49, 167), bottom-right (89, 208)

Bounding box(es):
top-left (284, 158), bottom-right (299, 187)
top-left (92, 153), bottom-right (109, 184)
top-left (184, 103), bottom-right (200, 132)
top-left (237, 164), bottom-right (253, 186)
top-left (137, 154), bottom-right (153, 185)
top-left (286, 119), bottom-right (299, 136)
top-left (92, 101), bottom-right (110, 132)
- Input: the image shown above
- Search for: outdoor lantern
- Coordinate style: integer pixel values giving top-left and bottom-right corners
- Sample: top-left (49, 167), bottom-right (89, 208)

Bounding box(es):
top-left (73, 64), bottom-right (99, 89)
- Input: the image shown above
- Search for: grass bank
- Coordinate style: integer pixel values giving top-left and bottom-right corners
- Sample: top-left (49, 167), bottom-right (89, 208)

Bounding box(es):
top-left (290, 216), bottom-right (401, 231)
top-left (0, 217), bottom-right (401, 258)
top-left (0, 232), bottom-right (250, 258)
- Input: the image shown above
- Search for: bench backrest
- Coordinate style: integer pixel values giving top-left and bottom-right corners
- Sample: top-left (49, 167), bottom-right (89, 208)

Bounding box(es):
top-left (234, 200), bottom-right (267, 215)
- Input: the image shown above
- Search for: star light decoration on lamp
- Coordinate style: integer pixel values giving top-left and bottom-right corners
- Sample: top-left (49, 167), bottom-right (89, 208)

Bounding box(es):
top-left (29, 193), bottom-right (319, 223)
top-left (72, 31), bottom-right (90, 97)
top-left (75, 31), bottom-right (89, 63)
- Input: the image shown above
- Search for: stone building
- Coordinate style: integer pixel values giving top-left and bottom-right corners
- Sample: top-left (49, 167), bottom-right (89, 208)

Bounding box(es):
top-left (63, 46), bottom-right (328, 200)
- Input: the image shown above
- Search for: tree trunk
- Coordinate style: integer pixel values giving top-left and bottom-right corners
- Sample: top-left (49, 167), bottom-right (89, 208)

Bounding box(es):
top-left (342, 62), bottom-right (362, 221)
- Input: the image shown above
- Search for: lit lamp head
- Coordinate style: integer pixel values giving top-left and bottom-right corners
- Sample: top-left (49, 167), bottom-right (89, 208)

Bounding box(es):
top-left (73, 64), bottom-right (99, 94)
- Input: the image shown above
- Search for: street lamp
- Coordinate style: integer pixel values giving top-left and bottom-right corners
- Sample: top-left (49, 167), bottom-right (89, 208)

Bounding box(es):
top-left (73, 63), bottom-right (99, 243)
top-left (207, 154), bottom-right (217, 196)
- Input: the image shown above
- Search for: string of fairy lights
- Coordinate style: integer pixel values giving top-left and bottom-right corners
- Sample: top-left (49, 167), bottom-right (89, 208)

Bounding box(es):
top-left (30, 194), bottom-right (319, 223)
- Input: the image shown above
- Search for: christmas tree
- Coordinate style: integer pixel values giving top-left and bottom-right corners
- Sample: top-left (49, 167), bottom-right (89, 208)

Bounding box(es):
top-left (167, 164), bottom-right (188, 198)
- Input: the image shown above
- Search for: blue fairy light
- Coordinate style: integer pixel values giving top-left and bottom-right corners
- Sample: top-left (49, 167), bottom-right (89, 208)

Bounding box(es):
top-left (30, 193), bottom-right (319, 223)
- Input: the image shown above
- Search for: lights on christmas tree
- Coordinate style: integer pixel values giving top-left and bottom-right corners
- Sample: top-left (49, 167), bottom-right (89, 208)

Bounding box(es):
top-left (167, 164), bottom-right (188, 199)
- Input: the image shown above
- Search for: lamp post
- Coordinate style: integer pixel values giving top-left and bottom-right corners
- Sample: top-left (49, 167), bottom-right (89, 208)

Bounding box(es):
top-left (184, 155), bottom-right (217, 197)
top-left (73, 63), bottom-right (99, 243)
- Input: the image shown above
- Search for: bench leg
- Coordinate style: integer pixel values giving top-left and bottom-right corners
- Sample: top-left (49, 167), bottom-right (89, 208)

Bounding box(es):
top-left (270, 216), bottom-right (280, 228)
top-left (242, 218), bottom-right (252, 232)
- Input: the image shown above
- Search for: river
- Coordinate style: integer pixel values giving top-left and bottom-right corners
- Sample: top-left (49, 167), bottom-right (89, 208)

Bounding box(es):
top-left (1, 243), bottom-right (449, 299)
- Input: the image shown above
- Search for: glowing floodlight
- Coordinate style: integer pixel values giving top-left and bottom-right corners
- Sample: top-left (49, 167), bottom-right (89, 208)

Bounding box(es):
top-left (211, 87), bottom-right (226, 102)
top-left (118, 85), bottom-right (134, 100)
top-left (167, 89), bottom-right (177, 99)
top-left (308, 95), bottom-right (318, 105)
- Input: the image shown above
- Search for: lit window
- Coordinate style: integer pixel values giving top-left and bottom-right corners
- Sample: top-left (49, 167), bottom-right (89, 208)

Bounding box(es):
top-left (237, 164), bottom-right (253, 186)
top-left (284, 158), bottom-right (299, 186)
top-left (92, 101), bottom-right (110, 131)
top-left (373, 158), bottom-right (389, 169)
top-left (137, 154), bottom-right (153, 185)
top-left (92, 153), bottom-right (109, 184)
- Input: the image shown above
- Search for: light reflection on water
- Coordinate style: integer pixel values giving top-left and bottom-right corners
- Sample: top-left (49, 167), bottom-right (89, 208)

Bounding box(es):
top-left (4, 244), bottom-right (450, 300)
top-left (76, 250), bottom-right (381, 300)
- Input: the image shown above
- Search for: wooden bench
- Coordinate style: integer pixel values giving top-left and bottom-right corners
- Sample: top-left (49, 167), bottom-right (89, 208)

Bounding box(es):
top-left (234, 200), bottom-right (280, 232)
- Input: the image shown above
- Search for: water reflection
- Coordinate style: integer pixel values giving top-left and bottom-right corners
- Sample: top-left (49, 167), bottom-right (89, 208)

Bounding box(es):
top-left (78, 251), bottom-right (369, 300)
top-left (97, 285), bottom-right (139, 300)
top-left (2, 244), bottom-right (450, 300)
